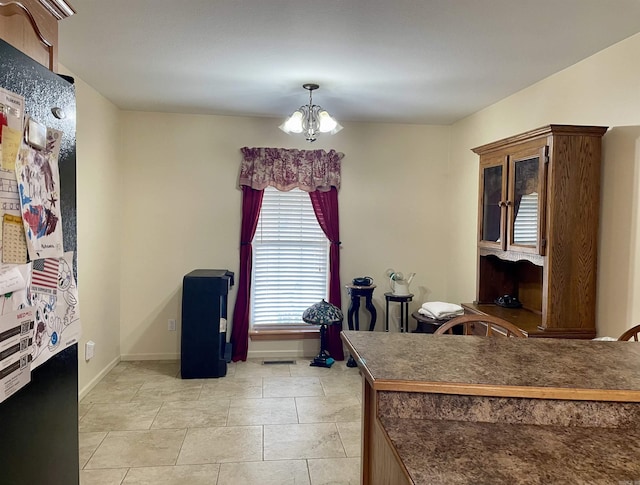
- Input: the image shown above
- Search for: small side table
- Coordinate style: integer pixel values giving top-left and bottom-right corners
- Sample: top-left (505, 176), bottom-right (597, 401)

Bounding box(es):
top-left (411, 311), bottom-right (448, 334)
top-left (385, 292), bottom-right (413, 333)
top-left (345, 284), bottom-right (377, 367)
top-left (345, 285), bottom-right (377, 331)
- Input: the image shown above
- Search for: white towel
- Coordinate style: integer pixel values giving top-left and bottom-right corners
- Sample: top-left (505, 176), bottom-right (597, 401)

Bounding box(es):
top-left (418, 307), bottom-right (464, 319)
top-left (420, 301), bottom-right (464, 320)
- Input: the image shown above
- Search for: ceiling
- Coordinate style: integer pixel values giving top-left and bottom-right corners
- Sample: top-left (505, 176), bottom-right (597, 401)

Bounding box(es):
top-left (58, 0), bottom-right (640, 125)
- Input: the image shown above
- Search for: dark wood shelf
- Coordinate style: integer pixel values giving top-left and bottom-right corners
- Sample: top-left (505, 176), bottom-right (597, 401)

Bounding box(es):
top-left (462, 303), bottom-right (596, 339)
top-left (462, 303), bottom-right (540, 335)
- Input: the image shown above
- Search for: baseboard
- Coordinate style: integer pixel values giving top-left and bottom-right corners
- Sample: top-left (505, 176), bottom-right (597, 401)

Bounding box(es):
top-left (78, 350), bottom-right (323, 398)
top-left (78, 355), bottom-right (120, 400)
top-left (120, 352), bottom-right (180, 361)
top-left (109, 350), bottom-right (316, 364)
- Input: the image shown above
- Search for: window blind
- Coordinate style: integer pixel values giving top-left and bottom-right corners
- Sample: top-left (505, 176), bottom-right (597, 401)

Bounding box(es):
top-left (512, 192), bottom-right (538, 245)
top-left (251, 187), bottom-right (329, 326)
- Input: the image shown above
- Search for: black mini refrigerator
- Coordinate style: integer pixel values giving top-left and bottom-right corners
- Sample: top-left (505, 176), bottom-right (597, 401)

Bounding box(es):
top-left (181, 269), bottom-right (234, 378)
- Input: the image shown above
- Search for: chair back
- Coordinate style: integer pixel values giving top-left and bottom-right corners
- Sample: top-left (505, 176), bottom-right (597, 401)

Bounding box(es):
top-left (618, 324), bottom-right (640, 341)
top-left (434, 314), bottom-right (527, 338)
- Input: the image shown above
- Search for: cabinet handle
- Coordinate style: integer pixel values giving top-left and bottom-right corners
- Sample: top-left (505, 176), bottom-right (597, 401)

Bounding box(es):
top-left (505, 200), bottom-right (512, 206)
top-left (498, 201), bottom-right (506, 207)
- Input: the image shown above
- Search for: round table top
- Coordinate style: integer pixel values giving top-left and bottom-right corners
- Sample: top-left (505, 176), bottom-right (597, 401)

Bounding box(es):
top-left (384, 292), bottom-right (413, 301)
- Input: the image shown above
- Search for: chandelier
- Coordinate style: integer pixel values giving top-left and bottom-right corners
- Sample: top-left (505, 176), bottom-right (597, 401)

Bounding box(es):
top-left (279, 83), bottom-right (343, 142)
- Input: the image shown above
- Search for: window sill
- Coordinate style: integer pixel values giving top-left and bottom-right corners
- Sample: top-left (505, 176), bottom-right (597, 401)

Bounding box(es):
top-left (250, 325), bottom-right (320, 341)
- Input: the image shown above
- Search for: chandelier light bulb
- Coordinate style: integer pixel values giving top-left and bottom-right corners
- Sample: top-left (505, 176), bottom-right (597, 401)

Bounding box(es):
top-left (281, 110), bottom-right (304, 133)
top-left (318, 110), bottom-right (337, 132)
top-left (279, 84), bottom-right (342, 141)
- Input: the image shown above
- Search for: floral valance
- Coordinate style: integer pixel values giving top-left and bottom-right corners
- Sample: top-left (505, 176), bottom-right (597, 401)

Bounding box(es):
top-left (239, 147), bottom-right (343, 192)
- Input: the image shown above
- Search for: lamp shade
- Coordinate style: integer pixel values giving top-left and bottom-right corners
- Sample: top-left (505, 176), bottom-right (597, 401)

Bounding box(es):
top-left (280, 110), bottom-right (304, 133)
top-left (302, 299), bottom-right (343, 325)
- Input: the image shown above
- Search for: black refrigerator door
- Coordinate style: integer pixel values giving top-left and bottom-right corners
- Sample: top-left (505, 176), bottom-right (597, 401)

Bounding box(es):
top-left (0, 39), bottom-right (79, 485)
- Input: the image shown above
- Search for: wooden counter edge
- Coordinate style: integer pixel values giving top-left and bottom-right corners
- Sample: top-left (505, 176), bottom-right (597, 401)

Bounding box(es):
top-left (371, 380), bottom-right (640, 402)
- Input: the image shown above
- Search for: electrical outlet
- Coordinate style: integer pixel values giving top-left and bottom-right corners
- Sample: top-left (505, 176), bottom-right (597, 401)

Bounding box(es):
top-left (168, 319), bottom-right (176, 331)
top-left (85, 340), bottom-right (95, 360)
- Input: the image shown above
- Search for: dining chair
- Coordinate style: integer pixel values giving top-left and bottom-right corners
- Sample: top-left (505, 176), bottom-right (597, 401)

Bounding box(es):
top-left (434, 314), bottom-right (527, 338)
top-left (618, 324), bottom-right (640, 341)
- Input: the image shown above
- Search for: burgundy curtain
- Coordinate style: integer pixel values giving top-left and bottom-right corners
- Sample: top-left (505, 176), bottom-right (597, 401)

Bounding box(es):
top-left (309, 187), bottom-right (344, 361)
top-left (235, 147), bottom-right (344, 362)
top-left (230, 186), bottom-right (264, 361)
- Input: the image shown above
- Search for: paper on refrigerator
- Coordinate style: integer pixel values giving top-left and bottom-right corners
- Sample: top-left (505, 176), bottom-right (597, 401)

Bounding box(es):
top-left (30, 251), bottom-right (81, 369)
top-left (0, 308), bottom-right (34, 403)
top-left (0, 265), bottom-right (25, 294)
top-left (15, 124), bottom-right (64, 260)
top-left (0, 262), bottom-right (30, 315)
top-left (0, 87), bottom-right (24, 133)
top-left (1, 126), bottom-right (20, 171)
top-left (0, 118), bottom-right (23, 265)
top-left (0, 87), bottom-right (24, 172)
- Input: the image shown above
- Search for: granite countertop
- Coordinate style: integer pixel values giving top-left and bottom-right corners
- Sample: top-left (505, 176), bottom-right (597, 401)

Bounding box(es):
top-left (340, 331), bottom-right (640, 400)
top-left (342, 331), bottom-right (640, 484)
top-left (382, 416), bottom-right (640, 484)
top-left (342, 331), bottom-right (640, 485)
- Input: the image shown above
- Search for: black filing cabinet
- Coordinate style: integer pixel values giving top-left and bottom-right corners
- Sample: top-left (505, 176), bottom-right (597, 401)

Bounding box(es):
top-left (181, 269), bottom-right (234, 378)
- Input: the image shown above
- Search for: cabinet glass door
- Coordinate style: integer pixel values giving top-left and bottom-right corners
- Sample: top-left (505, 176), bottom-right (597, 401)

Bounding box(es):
top-left (478, 157), bottom-right (507, 250)
top-left (507, 146), bottom-right (547, 254)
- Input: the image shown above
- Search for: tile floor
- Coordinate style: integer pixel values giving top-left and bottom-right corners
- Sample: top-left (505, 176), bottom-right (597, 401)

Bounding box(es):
top-left (79, 359), bottom-right (362, 485)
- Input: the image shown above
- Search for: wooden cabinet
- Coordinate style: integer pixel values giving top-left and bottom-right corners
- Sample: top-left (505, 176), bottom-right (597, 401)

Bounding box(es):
top-left (465, 125), bottom-right (607, 339)
top-left (0, 0), bottom-right (74, 71)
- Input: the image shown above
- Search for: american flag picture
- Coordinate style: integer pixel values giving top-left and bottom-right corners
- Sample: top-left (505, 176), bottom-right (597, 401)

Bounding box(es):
top-left (31, 258), bottom-right (59, 293)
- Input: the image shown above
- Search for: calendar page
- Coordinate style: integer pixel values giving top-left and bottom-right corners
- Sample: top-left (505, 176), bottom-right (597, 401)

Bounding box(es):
top-left (2, 214), bottom-right (27, 264)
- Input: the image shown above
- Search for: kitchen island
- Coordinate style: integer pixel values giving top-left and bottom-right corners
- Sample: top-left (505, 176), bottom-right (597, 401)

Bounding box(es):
top-left (340, 330), bottom-right (640, 484)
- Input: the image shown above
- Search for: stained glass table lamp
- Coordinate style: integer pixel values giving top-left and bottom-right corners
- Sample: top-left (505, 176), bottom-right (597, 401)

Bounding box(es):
top-left (302, 299), bottom-right (343, 368)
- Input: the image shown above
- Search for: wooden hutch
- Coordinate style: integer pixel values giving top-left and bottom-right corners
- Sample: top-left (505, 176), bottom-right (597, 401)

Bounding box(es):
top-left (463, 125), bottom-right (608, 338)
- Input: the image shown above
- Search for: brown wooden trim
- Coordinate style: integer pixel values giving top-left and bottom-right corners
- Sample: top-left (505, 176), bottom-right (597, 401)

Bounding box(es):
top-left (0, 0), bottom-right (73, 70)
top-left (372, 414), bottom-right (412, 484)
top-left (478, 247), bottom-right (543, 266)
top-left (0, 2), bottom-right (52, 46)
top-left (532, 327), bottom-right (597, 339)
top-left (473, 125), bottom-right (608, 155)
top-left (250, 326), bottom-right (320, 341)
top-left (361, 377), bottom-right (373, 484)
top-left (369, 379), bottom-right (640, 402)
top-left (477, 154), bottom-right (509, 252)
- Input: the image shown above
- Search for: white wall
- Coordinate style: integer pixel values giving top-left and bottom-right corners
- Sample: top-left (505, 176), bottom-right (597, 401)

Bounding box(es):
top-left (448, 33), bottom-right (640, 338)
top-left (59, 65), bottom-right (123, 394)
top-left (119, 112), bottom-right (451, 359)
top-left (71, 30), bottom-right (640, 390)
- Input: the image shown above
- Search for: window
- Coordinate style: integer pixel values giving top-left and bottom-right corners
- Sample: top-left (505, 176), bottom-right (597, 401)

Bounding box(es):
top-left (251, 187), bottom-right (329, 327)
